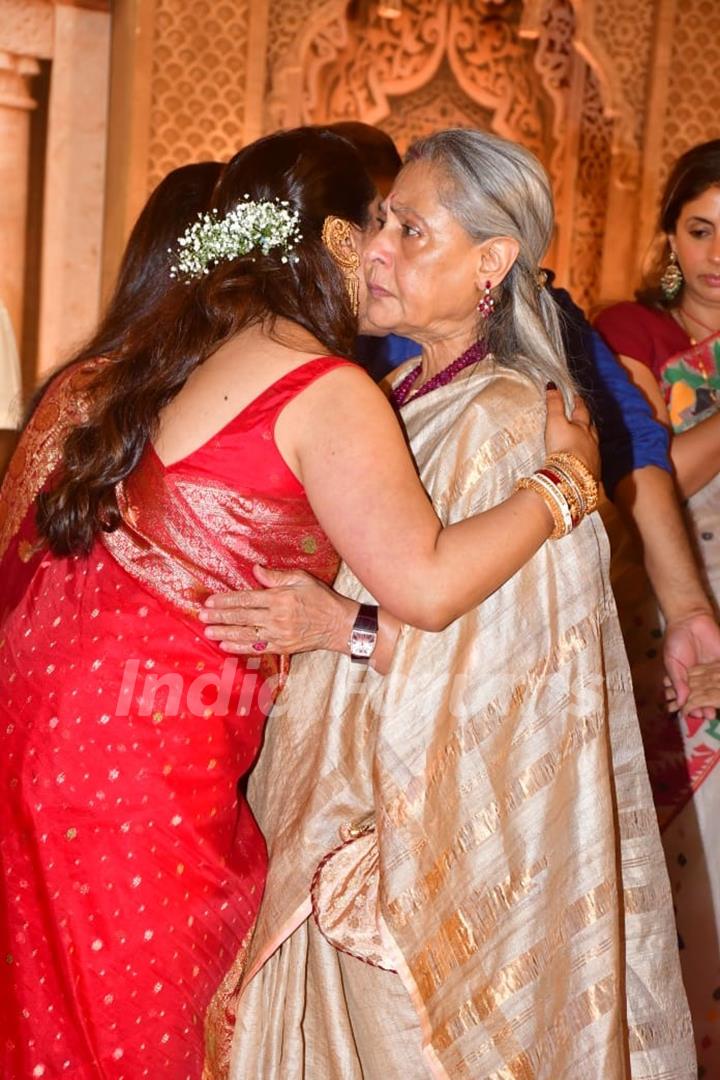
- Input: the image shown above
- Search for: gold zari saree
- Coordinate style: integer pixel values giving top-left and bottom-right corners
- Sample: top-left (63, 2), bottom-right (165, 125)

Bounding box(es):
top-left (206, 368), bottom-right (695, 1080)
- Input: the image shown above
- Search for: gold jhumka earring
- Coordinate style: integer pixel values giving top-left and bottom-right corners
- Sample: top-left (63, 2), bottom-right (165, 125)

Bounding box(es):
top-left (660, 249), bottom-right (683, 301)
top-left (321, 216), bottom-right (360, 315)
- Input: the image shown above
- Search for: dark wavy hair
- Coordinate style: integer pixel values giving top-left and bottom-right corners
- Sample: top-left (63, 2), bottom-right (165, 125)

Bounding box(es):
top-left (638, 138), bottom-right (720, 308)
top-left (37, 127), bottom-right (375, 555)
top-left (27, 161), bottom-right (223, 420)
top-left (324, 121), bottom-right (402, 191)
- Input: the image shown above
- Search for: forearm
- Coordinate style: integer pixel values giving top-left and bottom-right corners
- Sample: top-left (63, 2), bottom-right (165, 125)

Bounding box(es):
top-left (371, 609), bottom-right (401, 674)
top-left (669, 411), bottom-right (720, 498)
top-left (201, 569), bottom-right (402, 671)
top-left (322, 592), bottom-right (401, 674)
top-left (613, 465), bottom-right (712, 621)
top-left (410, 489), bottom-right (553, 631)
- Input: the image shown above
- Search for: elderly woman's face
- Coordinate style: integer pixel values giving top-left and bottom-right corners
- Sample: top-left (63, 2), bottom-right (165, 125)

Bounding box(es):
top-left (362, 160), bottom-right (485, 344)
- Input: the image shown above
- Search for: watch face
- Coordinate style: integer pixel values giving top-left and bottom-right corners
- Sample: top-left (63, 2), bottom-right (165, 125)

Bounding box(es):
top-left (351, 630), bottom-right (376, 657)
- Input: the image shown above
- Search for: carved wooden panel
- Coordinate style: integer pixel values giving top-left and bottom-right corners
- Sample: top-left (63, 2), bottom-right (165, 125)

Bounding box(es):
top-left (294, 0), bottom-right (552, 166)
top-left (447, 0), bottom-right (547, 160)
top-left (147, 0), bottom-right (250, 189)
top-left (530, 0), bottom-right (574, 194)
top-left (380, 60), bottom-right (494, 156)
top-left (569, 64), bottom-right (613, 309)
top-left (266, 0), bottom-right (316, 77)
top-left (660, 0), bottom-right (720, 186)
top-left (257, 0), bottom-right (720, 307)
top-left (592, 0), bottom-right (654, 157)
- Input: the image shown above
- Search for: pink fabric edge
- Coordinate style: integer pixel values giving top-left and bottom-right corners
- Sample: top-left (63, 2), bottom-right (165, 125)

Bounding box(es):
top-left (240, 898), bottom-right (313, 992)
top-left (239, 897), bottom-right (450, 1079)
top-left (378, 915), bottom-right (451, 1080)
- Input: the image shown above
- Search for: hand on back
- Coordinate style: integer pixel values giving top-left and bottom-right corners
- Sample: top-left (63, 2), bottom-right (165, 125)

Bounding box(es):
top-left (544, 387), bottom-right (600, 479)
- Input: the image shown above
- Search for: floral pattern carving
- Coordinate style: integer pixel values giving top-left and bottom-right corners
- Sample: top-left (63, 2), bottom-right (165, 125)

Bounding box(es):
top-left (380, 59), bottom-right (495, 155)
top-left (568, 64), bottom-right (613, 309)
top-left (528, 0), bottom-right (575, 194)
top-left (139, 0), bottom-right (720, 308)
top-left (287, 0), bottom-right (551, 168)
top-left (592, 0), bottom-right (654, 153)
top-left (447, 0), bottom-right (545, 158)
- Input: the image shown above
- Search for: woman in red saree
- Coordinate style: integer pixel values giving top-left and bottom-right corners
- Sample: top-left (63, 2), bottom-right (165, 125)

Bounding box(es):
top-left (596, 138), bottom-right (720, 1076)
top-left (0, 153), bottom-right (338, 1079)
top-left (0, 127), bottom-right (598, 1078)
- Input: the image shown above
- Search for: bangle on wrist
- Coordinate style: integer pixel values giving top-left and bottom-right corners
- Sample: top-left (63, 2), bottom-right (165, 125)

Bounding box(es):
top-left (516, 473), bottom-right (573, 538)
top-left (545, 452), bottom-right (599, 513)
top-left (515, 452), bottom-right (599, 540)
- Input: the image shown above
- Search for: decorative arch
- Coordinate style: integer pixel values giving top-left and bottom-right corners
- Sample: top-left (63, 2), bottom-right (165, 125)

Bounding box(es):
top-left (264, 0), bottom-right (649, 305)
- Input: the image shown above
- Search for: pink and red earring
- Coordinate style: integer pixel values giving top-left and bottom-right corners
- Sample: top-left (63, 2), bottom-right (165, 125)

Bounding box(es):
top-left (478, 280), bottom-right (495, 319)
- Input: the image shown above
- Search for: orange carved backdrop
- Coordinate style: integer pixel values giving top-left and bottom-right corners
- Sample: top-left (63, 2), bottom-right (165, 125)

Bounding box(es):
top-left (147, 0), bottom-right (251, 189)
top-left (259, 0), bottom-right (719, 311)
top-left (100, 0), bottom-right (720, 330)
top-left (8, 0), bottom-right (718, 384)
top-left (262, 0), bottom-right (629, 310)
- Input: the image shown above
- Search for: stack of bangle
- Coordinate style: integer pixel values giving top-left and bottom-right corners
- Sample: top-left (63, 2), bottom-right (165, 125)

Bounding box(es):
top-left (514, 451), bottom-right (599, 539)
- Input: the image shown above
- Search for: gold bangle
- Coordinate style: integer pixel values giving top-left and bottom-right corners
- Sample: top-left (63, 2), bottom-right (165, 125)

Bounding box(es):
top-left (545, 452), bottom-right (599, 514)
top-left (515, 474), bottom-right (572, 539)
top-left (538, 463), bottom-right (585, 523)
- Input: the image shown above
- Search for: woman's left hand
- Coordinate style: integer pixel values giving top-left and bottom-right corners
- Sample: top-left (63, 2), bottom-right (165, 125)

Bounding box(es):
top-left (664, 660), bottom-right (720, 717)
top-left (198, 564), bottom-right (359, 655)
top-left (544, 387), bottom-right (600, 480)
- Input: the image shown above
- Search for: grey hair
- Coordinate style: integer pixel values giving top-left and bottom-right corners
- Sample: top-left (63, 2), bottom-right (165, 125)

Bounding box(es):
top-left (405, 129), bottom-right (575, 407)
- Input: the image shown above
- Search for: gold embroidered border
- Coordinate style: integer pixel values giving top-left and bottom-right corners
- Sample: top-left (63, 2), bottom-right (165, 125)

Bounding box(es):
top-left (432, 880), bottom-right (616, 1052)
top-left (0, 360), bottom-right (102, 560)
top-left (202, 927), bottom-right (253, 1080)
top-left (411, 859), bottom-right (548, 999)
top-left (387, 708), bottom-right (607, 925)
top-left (458, 975), bottom-right (618, 1080)
top-left (628, 1014), bottom-right (694, 1053)
top-left (441, 400), bottom-right (545, 511)
top-left (384, 609), bottom-right (603, 832)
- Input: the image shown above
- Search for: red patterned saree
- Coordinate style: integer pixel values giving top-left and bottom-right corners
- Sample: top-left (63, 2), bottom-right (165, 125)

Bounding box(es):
top-left (0, 357), bottom-right (343, 1079)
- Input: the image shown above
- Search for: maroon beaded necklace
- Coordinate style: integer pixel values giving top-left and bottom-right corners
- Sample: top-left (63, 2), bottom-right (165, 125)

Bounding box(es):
top-left (390, 339), bottom-right (488, 408)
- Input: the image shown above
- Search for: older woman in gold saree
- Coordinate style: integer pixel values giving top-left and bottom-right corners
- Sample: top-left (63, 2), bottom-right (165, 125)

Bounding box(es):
top-left (205, 132), bottom-right (695, 1079)
top-left (0, 127), bottom-right (605, 1080)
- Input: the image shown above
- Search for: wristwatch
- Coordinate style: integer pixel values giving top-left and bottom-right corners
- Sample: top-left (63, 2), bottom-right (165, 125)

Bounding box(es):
top-left (348, 603), bottom-right (379, 664)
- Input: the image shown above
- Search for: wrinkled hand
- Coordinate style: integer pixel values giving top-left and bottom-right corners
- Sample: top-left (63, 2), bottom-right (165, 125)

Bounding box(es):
top-left (198, 564), bottom-right (358, 655)
top-left (544, 388), bottom-right (600, 480)
top-left (662, 610), bottom-right (720, 718)
top-left (665, 661), bottom-right (720, 716)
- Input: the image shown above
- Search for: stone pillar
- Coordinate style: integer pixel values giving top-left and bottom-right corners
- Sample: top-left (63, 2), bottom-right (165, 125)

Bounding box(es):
top-left (101, 0), bottom-right (156, 302)
top-left (0, 50), bottom-right (40, 347)
top-left (36, 3), bottom-right (111, 374)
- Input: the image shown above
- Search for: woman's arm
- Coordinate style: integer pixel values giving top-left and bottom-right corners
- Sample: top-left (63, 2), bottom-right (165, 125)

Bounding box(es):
top-left (615, 353), bottom-right (720, 498)
top-left (201, 375), bottom-right (598, 657)
top-left (200, 565), bottom-right (401, 675)
top-left (670, 412), bottom-right (720, 499)
top-left (274, 366), bottom-right (596, 631)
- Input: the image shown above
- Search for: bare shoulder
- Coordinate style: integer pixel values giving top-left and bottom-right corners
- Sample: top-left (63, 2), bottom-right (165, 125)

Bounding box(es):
top-left (275, 358), bottom-right (404, 468)
top-left (284, 359), bottom-right (391, 415)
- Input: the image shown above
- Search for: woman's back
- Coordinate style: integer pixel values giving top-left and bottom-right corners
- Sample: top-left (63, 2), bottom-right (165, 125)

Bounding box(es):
top-left (0, 351), bottom-right (347, 1080)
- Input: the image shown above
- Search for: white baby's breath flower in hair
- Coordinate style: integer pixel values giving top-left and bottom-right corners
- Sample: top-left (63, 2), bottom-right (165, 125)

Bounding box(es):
top-left (170, 197), bottom-right (302, 280)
